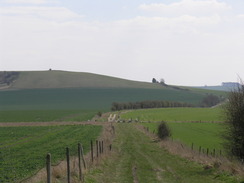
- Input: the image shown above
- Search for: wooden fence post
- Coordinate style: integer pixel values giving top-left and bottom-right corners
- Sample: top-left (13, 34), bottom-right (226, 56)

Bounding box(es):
top-left (66, 147), bottom-right (71, 183)
top-left (199, 146), bottom-right (201, 154)
top-left (207, 148), bottom-right (209, 156)
top-left (99, 141), bottom-right (102, 154)
top-left (91, 140), bottom-right (94, 163)
top-left (80, 143), bottom-right (86, 169)
top-left (109, 144), bottom-right (112, 151)
top-left (96, 140), bottom-right (99, 158)
top-left (112, 126), bottom-right (115, 134)
top-left (78, 143), bottom-right (83, 181)
top-left (102, 141), bottom-right (104, 154)
top-left (46, 153), bottom-right (51, 183)
top-left (191, 143), bottom-right (194, 150)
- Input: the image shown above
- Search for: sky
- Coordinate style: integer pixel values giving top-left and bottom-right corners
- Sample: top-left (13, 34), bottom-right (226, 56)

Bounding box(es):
top-left (1, 0), bottom-right (244, 86)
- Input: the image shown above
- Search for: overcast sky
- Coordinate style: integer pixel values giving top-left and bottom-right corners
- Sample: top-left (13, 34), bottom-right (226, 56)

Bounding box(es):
top-left (1, 0), bottom-right (244, 86)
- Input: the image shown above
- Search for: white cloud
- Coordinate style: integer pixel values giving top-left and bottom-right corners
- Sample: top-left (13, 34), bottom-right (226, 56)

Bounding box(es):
top-left (117, 15), bottom-right (222, 28)
top-left (0, 0), bottom-right (244, 85)
top-left (139, 0), bottom-right (231, 16)
top-left (0, 6), bottom-right (83, 21)
top-left (237, 14), bottom-right (244, 19)
top-left (3, 0), bottom-right (57, 4)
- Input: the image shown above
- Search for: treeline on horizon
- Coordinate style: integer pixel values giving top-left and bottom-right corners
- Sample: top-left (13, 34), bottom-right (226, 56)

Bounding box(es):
top-left (111, 94), bottom-right (223, 111)
top-left (111, 100), bottom-right (194, 111)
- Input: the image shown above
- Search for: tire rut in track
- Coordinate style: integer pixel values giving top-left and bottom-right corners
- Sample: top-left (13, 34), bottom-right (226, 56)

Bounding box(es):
top-left (85, 123), bottom-right (230, 183)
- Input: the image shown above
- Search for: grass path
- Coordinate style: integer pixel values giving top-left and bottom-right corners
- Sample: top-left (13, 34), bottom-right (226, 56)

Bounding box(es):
top-left (85, 123), bottom-right (237, 183)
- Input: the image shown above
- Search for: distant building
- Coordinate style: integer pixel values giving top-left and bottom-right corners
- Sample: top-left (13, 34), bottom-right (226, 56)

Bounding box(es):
top-left (222, 82), bottom-right (241, 88)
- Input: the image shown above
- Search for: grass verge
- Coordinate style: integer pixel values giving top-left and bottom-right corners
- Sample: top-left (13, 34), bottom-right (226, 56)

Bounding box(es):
top-left (142, 122), bottom-right (225, 152)
top-left (84, 123), bottom-right (239, 183)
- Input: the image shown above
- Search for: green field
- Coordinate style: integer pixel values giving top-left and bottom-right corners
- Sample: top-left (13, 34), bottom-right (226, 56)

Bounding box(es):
top-left (0, 87), bottom-right (218, 122)
top-left (0, 71), bottom-right (239, 182)
top-left (121, 107), bottom-right (226, 154)
top-left (120, 107), bottom-right (224, 122)
top-left (0, 110), bottom-right (98, 122)
top-left (142, 122), bottom-right (225, 152)
top-left (0, 125), bottom-right (102, 182)
top-left (0, 88), bottom-right (212, 110)
top-left (0, 71), bottom-right (227, 122)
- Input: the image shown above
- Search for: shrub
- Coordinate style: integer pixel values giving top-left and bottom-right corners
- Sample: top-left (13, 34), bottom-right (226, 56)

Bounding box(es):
top-left (223, 83), bottom-right (244, 159)
top-left (201, 94), bottom-right (221, 107)
top-left (157, 121), bottom-right (171, 140)
top-left (97, 111), bottom-right (102, 117)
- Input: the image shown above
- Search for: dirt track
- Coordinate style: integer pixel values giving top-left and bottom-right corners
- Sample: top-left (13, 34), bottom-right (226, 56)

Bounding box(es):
top-left (84, 123), bottom-right (232, 183)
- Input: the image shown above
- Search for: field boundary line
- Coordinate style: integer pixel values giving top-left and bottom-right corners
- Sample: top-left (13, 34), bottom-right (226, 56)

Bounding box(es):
top-left (0, 121), bottom-right (107, 127)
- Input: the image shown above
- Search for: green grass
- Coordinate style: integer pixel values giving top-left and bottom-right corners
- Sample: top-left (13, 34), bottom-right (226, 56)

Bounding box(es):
top-left (0, 87), bottom-right (215, 122)
top-left (11, 70), bottom-right (166, 89)
top-left (120, 107), bottom-right (224, 122)
top-left (143, 122), bottom-right (225, 152)
top-left (121, 107), bottom-right (226, 153)
top-left (0, 125), bottom-right (102, 182)
top-left (0, 88), bottom-right (209, 111)
top-left (182, 86), bottom-right (228, 96)
top-left (0, 110), bottom-right (98, 122)
top-left (85, 123), bottom-right (238, 183)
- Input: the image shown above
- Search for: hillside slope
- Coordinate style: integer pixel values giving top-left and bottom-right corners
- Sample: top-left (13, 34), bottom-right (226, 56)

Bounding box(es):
top-left (0, 70), bottom-right (227, 112)
top-left (5, 70), bottom-right (164, 89)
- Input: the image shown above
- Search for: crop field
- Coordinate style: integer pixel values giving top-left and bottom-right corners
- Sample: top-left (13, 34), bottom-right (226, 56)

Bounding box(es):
top-left (0, 87), bottom-right (213, 122)
top-left (0, 110), bottom-right (98, 122)
top-left (142, 122), bottom-right (225, 152)
top-left (120, 107), bottom-right (224, 122)
top-left (0, 88), bottom-right (210, 111)
top-left (0, 125), bottom-right (102, 182)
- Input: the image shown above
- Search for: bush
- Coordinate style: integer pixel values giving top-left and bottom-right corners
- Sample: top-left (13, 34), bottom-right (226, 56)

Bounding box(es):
top-left (224, 84), bottom-right (244, 159)
top-left (201, 94), bottom-right (221, 107)
top-left (157, 122), bottom-right (171, 140)
top-left (97, 111), bottom-right (102, 117)
top-left (111, 100), bottom-right (193, 111)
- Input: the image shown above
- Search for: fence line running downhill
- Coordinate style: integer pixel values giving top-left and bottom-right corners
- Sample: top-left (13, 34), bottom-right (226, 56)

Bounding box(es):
top-left (19, 123), bottom-right (115, 183)
top-left (143, 126), bottom-right (223, 157)
top-left (45, 124), bottom-right (115, 183)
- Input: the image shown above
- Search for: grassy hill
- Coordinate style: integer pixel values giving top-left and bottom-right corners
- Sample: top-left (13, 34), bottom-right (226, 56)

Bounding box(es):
top-left (1, 70), bottom-right (165, 89)
top-left (0, 70), bottom-right (227, 122)
top-left (0, 70), bottom-right (227, 110)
